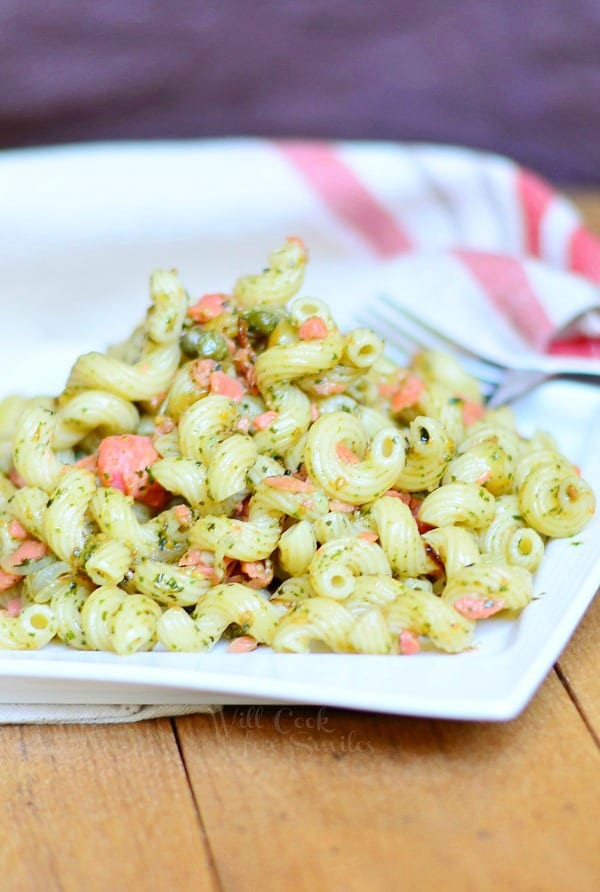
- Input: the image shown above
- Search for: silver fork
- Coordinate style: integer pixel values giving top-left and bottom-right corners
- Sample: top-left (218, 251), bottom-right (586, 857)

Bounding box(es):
top-left (358, 295), bottom-right (600, 407)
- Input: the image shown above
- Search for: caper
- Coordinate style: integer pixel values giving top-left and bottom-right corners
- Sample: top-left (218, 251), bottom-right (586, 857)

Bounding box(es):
top-left (180, 327), bottom-right (229, 360)
top-left (243, 306), bottom-right (286, 336)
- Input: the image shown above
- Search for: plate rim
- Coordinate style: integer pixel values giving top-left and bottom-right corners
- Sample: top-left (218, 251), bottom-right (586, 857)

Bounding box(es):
top-left (0, 138), bottom-right (598, 720)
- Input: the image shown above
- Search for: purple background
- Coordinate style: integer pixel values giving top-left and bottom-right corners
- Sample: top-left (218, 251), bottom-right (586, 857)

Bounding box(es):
top-left (1, 0), bottom-right (599, 182)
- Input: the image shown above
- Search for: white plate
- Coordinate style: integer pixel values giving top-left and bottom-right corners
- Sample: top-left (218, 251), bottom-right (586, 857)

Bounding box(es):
top-left (0, 140), bottom-right (598, 719)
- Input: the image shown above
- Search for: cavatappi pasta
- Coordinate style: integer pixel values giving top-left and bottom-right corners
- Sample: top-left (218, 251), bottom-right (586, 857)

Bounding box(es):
top-left (0, 240), bottom-right (595, 655)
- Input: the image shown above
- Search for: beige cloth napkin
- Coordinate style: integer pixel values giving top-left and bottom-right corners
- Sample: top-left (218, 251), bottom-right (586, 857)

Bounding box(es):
top-left (0, 703), bottom-right (219, 724)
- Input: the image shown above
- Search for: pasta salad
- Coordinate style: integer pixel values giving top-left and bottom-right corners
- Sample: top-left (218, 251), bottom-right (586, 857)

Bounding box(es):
top-left (0, 240), bottom-right (595, 655)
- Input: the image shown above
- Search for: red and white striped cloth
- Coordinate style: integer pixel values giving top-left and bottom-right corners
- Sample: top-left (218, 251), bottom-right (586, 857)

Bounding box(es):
top-left (4, 138), bottom-right (600, 400)
top-left (269, 140), bottom-right (600, 358)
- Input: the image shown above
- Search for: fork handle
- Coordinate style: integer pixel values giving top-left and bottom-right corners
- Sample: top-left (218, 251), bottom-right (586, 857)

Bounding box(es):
top-left (516, 355), bottom-right (600, 378)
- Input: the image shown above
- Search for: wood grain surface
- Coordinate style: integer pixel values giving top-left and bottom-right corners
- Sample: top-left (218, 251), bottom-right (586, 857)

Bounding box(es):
top-left (0, 193), bottom-right (598, 892)
top-left (0, 720), bottom-right (219, 891)
top-left (175, 672), bottom-right (600, 891)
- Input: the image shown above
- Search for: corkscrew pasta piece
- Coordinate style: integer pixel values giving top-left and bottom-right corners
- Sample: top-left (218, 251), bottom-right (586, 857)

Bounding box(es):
top-left (43, 468), bottom-right (97, 565)
top-left (85, 538), bottom-right (133, 586)
top-left (80, 586), bottom-right (162, 654)
top-left (206, 434), bottom-right (257, 501)
top-left (68, 343), bottom-right (181, 402)
top-left (345, 575), bottom-right (408, 615)
top-left (349, 577), bottom-right (475, 653)
top-left (51, 575), bottom-right (95, 649)
top-left (13, 407), bottom-right (64, 492)
top-left (4, 485), bottom-right (48, 542)
top-left (277, 520), bottom-right (317, 577)
top-left (146, 269), bottom-right (189, 346)
top-left (411, 349), bottom-right (482, 405)
top-left (394, 416), bottom-right (454, 492)
top-left (289, 297), bottom-right (336, 331)
top-left (68, 268), bottom-right (187, 400)
top-left (347, 607), bottom-right (397, 654)
top-left (158, 583), bottom-right (280, 651)
top-left (0, 603), bottom-right (56, 650)
top-left (89, 487), bottom-right (188, 562)
top-left (254, 330), bottom-right (345, 394)
top-left (270, 575), bottom-right (317, 610)
top-left (308, 535), bottom-right (392, 600)
top-left (305, 410), bottom-right (406, 504)
top-left (189, 501), bottom-right (281, 564)
top-left (255, 477), bottom-right (329, 521)
top-left (444, 420), bottom-right (522, 496)
top-left (178, 395), bottom-right (240, 463)
top-left (313, 511), bottom-right (357, 544)
top-left (441, 558), bottom-right (533, 614)
top-left (457, 419), bottom-right (524, 465)
top-left (151, 457), bottom-right (211, 512)
top-left (253, 326), bottom-right (344, 457)
top-left (271, 578), bottom-right (475, 655)
top-left (233, 238), bottom-right (308, 308)
top-left (342, 328), bottom-right (385, 370)
top-left (383, 588), bottom-right (475, 653)
top-left (359, 405), bottom-right (395, 438)
top-left (369, 495), bottom-right (435, 577)
top-left (53, 390), bottom-right (139, 450)
top-left (21, 557), bottom-right (73, 604)
top-left (252, 385), bottom-right (312, 458)
top-left (421, 526), bottom-right (481, 580)
top-left (418, 482), bottom-right (497, 530)
top-left (0, 396), bottom-right (54, 447)
top-left (132, 561), bottom-right (211, 607)
top-left (478, 495), bottom-right (545, 572)
top-left (515, 450), bottom-right (595, 537)
top-left (271, 598), bottom-right (355, 653)
top-left (163, 362), bottom-right (208, 419)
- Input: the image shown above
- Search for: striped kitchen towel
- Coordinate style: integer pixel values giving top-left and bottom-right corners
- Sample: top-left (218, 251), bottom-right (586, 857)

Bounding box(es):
top-left (274, 140), bottom-right (600, 355)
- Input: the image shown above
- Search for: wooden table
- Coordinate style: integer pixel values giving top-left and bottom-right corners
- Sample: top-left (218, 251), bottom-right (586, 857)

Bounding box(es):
top-left (1, 194), bottom-right (599, 892)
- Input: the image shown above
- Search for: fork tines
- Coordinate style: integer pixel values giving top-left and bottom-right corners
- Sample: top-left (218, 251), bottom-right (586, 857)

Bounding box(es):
top-left (357, 297), bottom-right (506, 399)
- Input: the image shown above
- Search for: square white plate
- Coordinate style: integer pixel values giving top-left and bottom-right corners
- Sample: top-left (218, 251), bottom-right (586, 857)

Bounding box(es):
top-left (0, 140), bottom-right (598, 719)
